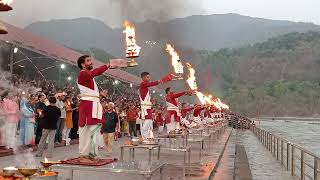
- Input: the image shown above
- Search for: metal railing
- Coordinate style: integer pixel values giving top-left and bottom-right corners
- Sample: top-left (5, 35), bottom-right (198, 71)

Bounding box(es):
top-left (248, 123), bottom-right (320, 180)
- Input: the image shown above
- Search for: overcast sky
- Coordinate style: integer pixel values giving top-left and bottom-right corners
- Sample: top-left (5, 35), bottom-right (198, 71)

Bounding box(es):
top-left (1, 0), bottom-right (319, 28)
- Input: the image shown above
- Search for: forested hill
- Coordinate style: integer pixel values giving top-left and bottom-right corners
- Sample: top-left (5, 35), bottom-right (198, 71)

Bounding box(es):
top-left (198, 32), bottom-right (320, 117)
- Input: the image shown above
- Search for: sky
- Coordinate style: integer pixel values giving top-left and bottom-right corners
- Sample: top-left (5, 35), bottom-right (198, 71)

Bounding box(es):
top-left (1, 0), bottom-right (319, 28)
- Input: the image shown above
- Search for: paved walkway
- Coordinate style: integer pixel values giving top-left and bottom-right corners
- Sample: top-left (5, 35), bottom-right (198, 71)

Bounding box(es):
top-left (0, 127), bottom-right (232, 180)
top-left (211, 130), bottom-right (235, 180)
top-left (235, 130), bottom-right (295, 180)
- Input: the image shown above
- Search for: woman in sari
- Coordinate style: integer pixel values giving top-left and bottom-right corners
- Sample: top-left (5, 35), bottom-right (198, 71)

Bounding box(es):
top-left (19, 95), bottom-right (36, 146)
top-left (3, 94), bottom-right (20, 149)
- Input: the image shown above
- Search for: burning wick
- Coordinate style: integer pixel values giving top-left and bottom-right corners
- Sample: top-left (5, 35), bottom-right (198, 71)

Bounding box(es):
top-left (44, 157), bottom-right (49, 163)
top-left (166, 44), bottom-right (184, 80)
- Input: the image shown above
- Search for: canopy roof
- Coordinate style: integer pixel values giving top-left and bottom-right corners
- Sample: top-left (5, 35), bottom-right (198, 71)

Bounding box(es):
top-left (0, 21), bottom-right (142, 85)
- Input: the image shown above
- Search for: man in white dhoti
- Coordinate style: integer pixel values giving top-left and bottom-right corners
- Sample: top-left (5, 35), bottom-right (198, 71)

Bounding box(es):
top-left (139, 72), bottom-right (172, 139)
top-left (77, 55), bottom-right (127, 161)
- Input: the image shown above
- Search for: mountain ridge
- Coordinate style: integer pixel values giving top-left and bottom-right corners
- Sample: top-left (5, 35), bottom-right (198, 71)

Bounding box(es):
top-left (24, 13), bottom-right (320, 56)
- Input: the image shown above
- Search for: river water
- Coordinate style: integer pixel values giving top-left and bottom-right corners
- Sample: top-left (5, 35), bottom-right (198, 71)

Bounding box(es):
top-left (257, 119), bottom-right (320, 157)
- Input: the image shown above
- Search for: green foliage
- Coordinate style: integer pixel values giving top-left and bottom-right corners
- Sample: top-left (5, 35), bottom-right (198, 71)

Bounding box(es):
top-left (198, 31), bottom-right (320, 116)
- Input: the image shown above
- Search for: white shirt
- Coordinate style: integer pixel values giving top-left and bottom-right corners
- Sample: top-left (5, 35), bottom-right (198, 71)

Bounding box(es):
top-left (56, 99), bottom-right (66, 118)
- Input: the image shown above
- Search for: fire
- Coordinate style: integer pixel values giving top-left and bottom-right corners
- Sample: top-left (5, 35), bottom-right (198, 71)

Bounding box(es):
top-left (44, 157), bottom-right (49, 163)
top-left (196, 92), bottom-right (214, 105)
top-left (195, 92), bottom-right (206, 105)
top-left (165, 44), bottom-right (184, 75)
top-left (186, 63), bottom-right (207, 104)
top-left (204, 94), bottom-right (213, 104)
top-left (123, 20), bottom-right (141, 58)
top-left (0, 0), bottom-right (13, 5)
top-left (186, 63), bottom-right (197, 90)
top-left (210, 97), bottom-right (229, 110)
top-left (217, 98), bottom-right (229, 109)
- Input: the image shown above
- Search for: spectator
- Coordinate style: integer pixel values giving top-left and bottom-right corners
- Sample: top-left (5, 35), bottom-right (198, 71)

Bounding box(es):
top-left (70, 97), bottom-right (79, 140)
top-left (101, 102), bottom-right (118, 156)
top-left (136, 109), bottom-right (141, 137)
top-left (19, 95), bottom-right (37, 146)
top-left (55, 93), bottom-right (66, 143)
top-left (2, 94), bottom-right (19, 149)
top-left (127, 104), bottom-right (138, 137)
top-left (63, 96), bottom-right (73, 145)
top-left (35, 96), bottom-right (61, 157)
top-left (35, 94), bottom-right (47, 144)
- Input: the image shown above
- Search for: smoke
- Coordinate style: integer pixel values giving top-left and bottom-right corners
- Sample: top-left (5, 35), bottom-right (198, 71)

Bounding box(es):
top-left (1, 0), bottom-right (206, 28)
top-left (14, 149), bottom-right (38, 168)
top-left (0, 44), bottom-right (41, 167)
top-left (106, 0), bottom-right (206, 25)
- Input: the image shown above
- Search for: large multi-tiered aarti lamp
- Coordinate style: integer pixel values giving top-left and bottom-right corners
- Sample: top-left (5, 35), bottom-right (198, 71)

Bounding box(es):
top-left (166, 44), bottom-right (184, 80)
top-left (0, 0), bottom-right (13, 11)
top-left (123, 20), bottom-right (140, 67)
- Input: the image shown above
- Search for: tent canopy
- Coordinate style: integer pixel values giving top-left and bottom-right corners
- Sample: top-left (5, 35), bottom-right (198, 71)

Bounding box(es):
top-left (0, 21), bottom-right (142, 85)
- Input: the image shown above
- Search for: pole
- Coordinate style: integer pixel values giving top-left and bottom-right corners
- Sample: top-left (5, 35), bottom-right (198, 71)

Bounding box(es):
top-left (59, 68), bottom-right (61, 87)
top-left (9, 45), bottom-right (14, 76)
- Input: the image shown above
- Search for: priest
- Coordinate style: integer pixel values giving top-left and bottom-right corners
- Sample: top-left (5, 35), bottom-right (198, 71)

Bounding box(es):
top-left (165, 87), bottom-right (192, 133)
top-left (180, 103), bottom-right (195, 128)
top-left (77, 55), bottom-right (127, 161)
top-left (139, 72), bottom-right (173, 139)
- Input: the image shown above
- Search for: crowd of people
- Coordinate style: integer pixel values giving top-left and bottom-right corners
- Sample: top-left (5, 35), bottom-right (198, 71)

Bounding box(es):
top-left (0, 73), bottom-right (145, 156)
top-left (0, 58), bottom-right (229, 159)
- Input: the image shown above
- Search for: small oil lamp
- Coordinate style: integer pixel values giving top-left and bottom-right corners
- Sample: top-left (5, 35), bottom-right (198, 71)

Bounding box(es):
top-left (17, 168), bottom-right (37, 180)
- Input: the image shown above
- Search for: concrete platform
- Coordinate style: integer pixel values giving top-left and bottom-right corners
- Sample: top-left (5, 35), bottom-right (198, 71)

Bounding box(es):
top-left (0, 127), bottom-right (232, 180)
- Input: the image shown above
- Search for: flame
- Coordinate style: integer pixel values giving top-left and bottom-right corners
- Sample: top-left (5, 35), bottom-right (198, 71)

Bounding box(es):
top-left (44, 157), bottom-right (49, 163)
top-left (210, 97), bottom-right (229, 110)
top-left (195, 92), bottom-right (206, 105)
top-left (165, 44), bottom-right (184, 74)
top-left (123, 20), bottom-right (141, 58)
top-left (204, 94), bottom-right (213, 104)
top-left (186, 63), bottom-right (207, 104)
top-left (196, 92), bottom-right (215, 105)
top-left (0, 0), bottom-right (13, 5)
top-left (217, 98), bottom-right (229, 109)
top-left (186, 63), bottom-right (198, 90)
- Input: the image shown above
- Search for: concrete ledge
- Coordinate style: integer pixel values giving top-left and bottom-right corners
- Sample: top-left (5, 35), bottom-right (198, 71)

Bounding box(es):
top-left (234, 144), bottom-right (252, 180)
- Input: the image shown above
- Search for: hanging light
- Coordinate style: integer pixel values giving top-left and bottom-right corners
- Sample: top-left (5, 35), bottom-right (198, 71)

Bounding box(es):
top-left (60, 64), bottom-right (65, 69)
top-left (114, 80), bottom-right (119, 85)
top-left (13, 47), bottom-right (18, 53)
top-left (67, 76), bottom-right (72, 81)
top-left (0, 0), bottom-right (13, 11)
top-left (0, 22), bottom-right (8, 34)
top-left (130, 83), bottom-right (133, 88)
